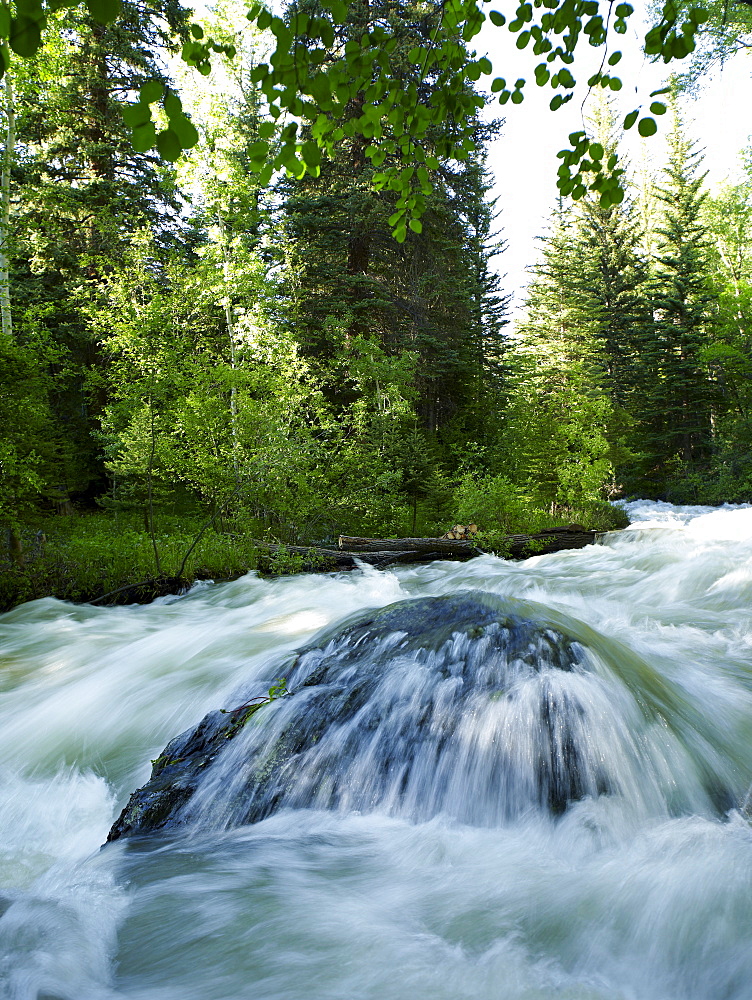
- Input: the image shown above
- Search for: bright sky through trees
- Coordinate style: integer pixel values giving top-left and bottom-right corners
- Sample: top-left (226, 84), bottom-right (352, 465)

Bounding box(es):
top-left (476, 13), bottom-right (752, 308)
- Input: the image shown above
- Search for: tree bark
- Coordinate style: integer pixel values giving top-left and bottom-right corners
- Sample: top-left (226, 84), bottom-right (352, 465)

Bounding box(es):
top-left (0, 73), bottom-right (14, 341)
top-left (339, 535), bottom-right (482, 556)
top-left (339, 530), bottom-right (598, 559)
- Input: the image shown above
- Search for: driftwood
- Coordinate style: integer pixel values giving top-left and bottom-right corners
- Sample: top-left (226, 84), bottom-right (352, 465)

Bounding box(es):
top-left (255, 543), bottom-right (437, 573)
top-left (339, 527), bottom-right (598, 563)
top-left (80, 528), bottom-right (602, 606)
top-left (339, 536), bottom-right (482, 556)
top-left (253, 526), bottom-right (601, 578)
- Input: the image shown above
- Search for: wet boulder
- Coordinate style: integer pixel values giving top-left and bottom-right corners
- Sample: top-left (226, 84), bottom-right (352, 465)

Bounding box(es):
top-left (107, 591), bottom-right (610, 842)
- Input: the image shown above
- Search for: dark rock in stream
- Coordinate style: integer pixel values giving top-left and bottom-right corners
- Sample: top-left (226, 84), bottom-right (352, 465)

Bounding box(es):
top-left (107, 592), bottom-right (610, 842)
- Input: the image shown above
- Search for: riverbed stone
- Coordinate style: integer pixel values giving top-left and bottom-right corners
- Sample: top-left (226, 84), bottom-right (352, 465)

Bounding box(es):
top-left (107, 591), bottom-right (597, 842)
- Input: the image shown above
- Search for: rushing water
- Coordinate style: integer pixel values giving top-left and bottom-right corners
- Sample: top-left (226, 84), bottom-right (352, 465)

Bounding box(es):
top-left (2, 500), bottom-right (752, 1000)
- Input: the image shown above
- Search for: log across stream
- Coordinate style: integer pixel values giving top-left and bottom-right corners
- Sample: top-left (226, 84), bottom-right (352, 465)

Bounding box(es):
top-left (257, 526), bottom-right (602, 572)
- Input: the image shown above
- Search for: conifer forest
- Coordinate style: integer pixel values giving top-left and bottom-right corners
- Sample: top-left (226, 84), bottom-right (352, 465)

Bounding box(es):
top-left (1, 0), bottom-right (751, 606)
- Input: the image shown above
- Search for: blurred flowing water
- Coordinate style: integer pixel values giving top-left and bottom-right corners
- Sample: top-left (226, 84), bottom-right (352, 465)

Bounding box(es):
top-left (2, 500), bottom-right (752, 1000)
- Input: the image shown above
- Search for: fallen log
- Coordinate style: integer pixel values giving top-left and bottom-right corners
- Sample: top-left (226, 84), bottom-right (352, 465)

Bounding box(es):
top-left (255, 544), bottom-right (437, 573)
top-left (258, 528), bottom-right (600, 577)
top-left (338, 535), bottom-right (482, 556)
top-left (339, 529), bottom-right (598, 561)
top-left (501, 530), bottom-right (597, 558)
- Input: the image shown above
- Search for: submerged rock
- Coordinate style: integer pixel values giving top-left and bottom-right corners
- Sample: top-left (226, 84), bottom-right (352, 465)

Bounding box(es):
top-left (108, 592), bottom-right (612, 842)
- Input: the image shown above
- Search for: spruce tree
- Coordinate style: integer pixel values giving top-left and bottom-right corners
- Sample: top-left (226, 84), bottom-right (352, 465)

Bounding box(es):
top-left (277, 0), bottom-right (506, 442)
top-left (9, 0), bottom-right (191, 503)
top-left (647, 98), bottom-right (716, 475)
top-left (502, 202), bottom-right (618, 507)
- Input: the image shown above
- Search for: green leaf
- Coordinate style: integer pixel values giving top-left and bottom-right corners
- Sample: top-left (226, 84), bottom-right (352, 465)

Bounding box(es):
top-left (650, 100), bottom-right (667, 114)
top-left (257, 121), bottom-right (276, 139)
top-left (156, 128), bottom-right (182, 161)
top-left (248, 139), bottom-right (270, 160)
top-left (491, 77), bottom-right (506, 92)
top-left (408, 218), bottom-right (422, 234)
top-left (257, 162), bottom-right (274, 185)
top-left (139, 80), bottom-right (163, 104)
top-left (189, 22), bottom-right (204, 39)
top-left (85, 0), bottom-right (121, 24)
top-left (9, 15), bottom-right (41, 56)
top-left (301, 139), bottom-right (321, 167)
top-left (131, 121), bottom-right (156, 152)
top-left (0, 6), bottom-right (10, 37)
top-left (489, 10), bottom-right (506, 25)
top-left (623, 109), bottom-right (639, 130)
top-left (164, 91), bottom-right (183, 118)
top-left (608, 51), bottom-right (622, 65)
top-left (394, 224), bottom-right (407, 243)
top-left (170, 114), bottom-right (199, 148)
top-left (122, 101), bottom-right (152, 127)
top-left (329, 0), bottom-right (348, 24)
top-left (257, 9), bottom-right (272, 30)
top-left (637, 116), bottom-right (657, 137)
top-left (589, 142), bottom-right (604, 160)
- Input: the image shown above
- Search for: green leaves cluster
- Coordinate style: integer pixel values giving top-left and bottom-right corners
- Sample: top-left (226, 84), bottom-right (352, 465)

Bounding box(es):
top-left (0, 0), bottom-right (715, 237)
top-left (1, 0), bottom-right (122, 70)
top-left (123, 82), bottom-right (199, 161)
top-left (557, 131), bottom-right (624, 208)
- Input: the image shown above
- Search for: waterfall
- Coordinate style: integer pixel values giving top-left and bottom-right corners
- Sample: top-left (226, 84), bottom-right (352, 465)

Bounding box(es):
top-left (2, 500), bottom-right (752, 1000)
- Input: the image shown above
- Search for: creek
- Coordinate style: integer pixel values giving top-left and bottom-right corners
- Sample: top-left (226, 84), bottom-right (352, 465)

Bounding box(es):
top-left (2, 499), bottom-right (752, 1000)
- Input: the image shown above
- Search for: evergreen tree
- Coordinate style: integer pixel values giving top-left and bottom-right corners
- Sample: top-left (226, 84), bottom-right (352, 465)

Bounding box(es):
top-left (571, 99), bottom-right (652, 415)
top-left (9, 0), bottom-right (191, 504)
top-left (647, 98), bottom-right (716, 475)
top-left (502, 202), bottom-right (619, 508)
top-left (277, 0), bottom-right (506, 445)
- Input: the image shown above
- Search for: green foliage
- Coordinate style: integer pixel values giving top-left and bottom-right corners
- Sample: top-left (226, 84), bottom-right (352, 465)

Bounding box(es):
top-left (219, 676), bottom-right (291, 737)
top-left (641, 94), bottom-right (717, 478)
top-left (0, 0), bottom-right (716, 234)
top-left (0, 338), bottom-right (53, 524)
top-left (0, 512), bottom-right (262, 611)
top-left (453, 472), bottom-right (628, 546)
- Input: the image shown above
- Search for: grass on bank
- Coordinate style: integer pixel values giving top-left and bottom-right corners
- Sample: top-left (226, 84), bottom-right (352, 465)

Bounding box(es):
top-left (0, 495), bottom-right (629, 614)
top-left (0, 513), bottom-right (264, 612)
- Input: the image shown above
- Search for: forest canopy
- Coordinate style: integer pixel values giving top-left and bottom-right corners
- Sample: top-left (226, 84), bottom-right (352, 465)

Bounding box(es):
top-left (1, 0), bottom-right (751, 610)
top-left (0, 0), bottom-right (730, 227)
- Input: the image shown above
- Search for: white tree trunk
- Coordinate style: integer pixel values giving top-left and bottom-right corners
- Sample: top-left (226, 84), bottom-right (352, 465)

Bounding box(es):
top-left (0, 74), bottom-right (14, 341)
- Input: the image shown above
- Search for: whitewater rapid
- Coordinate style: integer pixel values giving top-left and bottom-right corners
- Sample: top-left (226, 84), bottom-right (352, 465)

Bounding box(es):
top-left (1, 500), bottom-right (752, 1000)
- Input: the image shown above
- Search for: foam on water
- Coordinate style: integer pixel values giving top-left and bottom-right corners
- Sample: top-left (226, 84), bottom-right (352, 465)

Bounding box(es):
top-left (1, 500), bottom-right (752, 999)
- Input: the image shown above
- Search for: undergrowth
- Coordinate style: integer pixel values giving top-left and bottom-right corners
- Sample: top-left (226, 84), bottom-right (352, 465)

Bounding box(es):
top-left (0, 513), bottom-right (261, 612)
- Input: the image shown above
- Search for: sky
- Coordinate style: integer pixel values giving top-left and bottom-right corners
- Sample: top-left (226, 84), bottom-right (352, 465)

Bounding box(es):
top-left (476, 14), bottom-right (752, 313)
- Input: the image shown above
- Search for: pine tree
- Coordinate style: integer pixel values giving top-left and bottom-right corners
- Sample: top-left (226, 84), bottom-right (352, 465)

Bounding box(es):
top-left (647, 97), bottom-right (716, 474)
top-left (502, 202), bottom-right (618, 507)
top-left (9, 0), bottom-right (191, 504)
top-left (571, 99), bottom-right (652, 414)
top-left (277, 0), bottom-right (506, 441)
